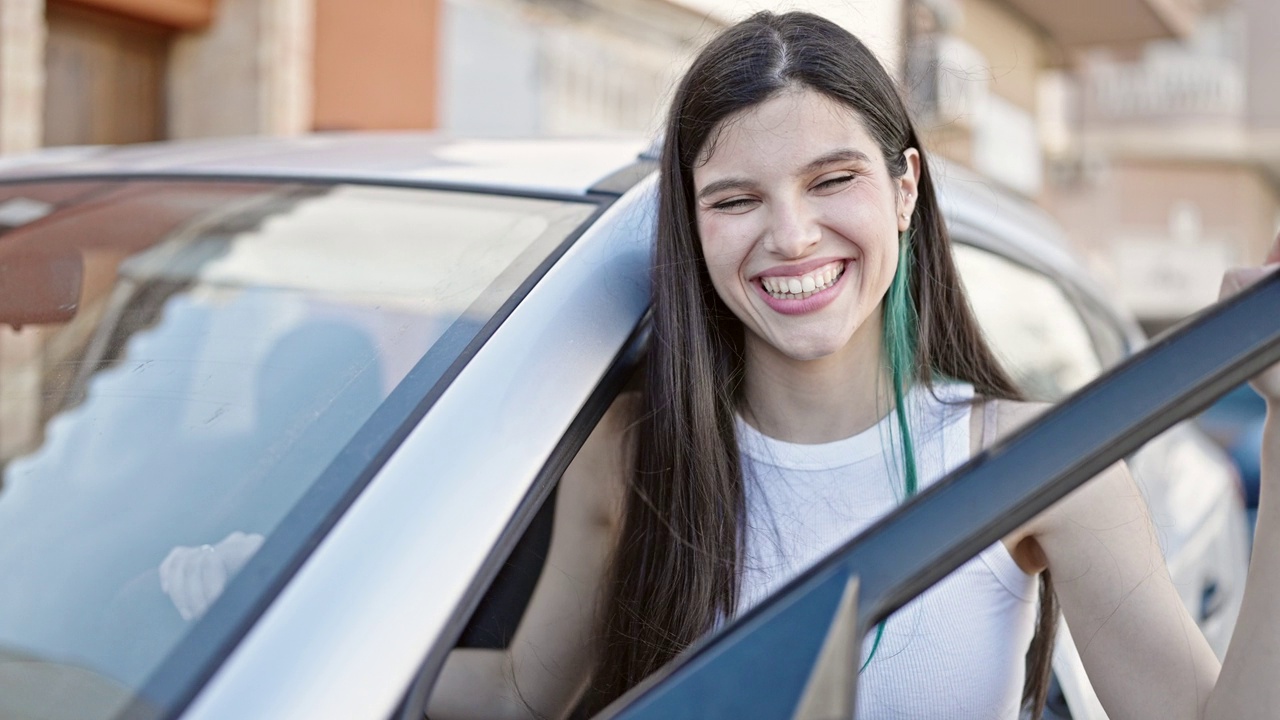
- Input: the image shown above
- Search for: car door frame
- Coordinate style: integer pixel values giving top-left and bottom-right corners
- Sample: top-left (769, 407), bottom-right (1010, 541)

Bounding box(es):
top-left (167, 175), bottom-right (657, 720)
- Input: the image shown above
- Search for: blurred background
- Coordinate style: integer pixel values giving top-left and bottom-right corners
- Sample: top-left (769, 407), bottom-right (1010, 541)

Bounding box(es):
top-left (0, 0), bottom-right (1274, 480)
top-left (1, 0), bottom-right (1275, 330)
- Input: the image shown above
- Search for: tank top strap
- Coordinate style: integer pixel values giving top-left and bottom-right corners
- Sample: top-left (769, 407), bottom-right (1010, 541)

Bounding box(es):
top-left (981, 396), bottom-right (998, 450)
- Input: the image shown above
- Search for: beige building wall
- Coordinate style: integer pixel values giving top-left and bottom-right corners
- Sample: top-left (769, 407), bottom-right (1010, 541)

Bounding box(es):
top-left (0, 0), bottom-right (316, 150)
top-left (1043, 1), bottom-right (1280, 323)
top-left (913, 0), bottom-right (1052, 198)
top-left (1047, 159), bottom-right (1278, 320)
top-left (168, 0), bottom-right (313, 138)
top-left (665, 0), bottom-right (905, 75)
top-left (1244, 0), bottom-right (1280, 129)
top-left (0, 0), bottom-right (46, 152)
top-left (954, 0), bottom-right (1045, 112)
top-left (44, 3), bottom-right (172, 146)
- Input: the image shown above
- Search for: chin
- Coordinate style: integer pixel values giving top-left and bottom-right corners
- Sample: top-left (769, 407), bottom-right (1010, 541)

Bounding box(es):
top-left (772, 336), bottom-right (852, 363)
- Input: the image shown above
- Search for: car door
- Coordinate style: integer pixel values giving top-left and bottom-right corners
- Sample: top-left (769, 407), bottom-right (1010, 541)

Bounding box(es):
top-left (167, 174), bottom-right (656, 720)
top-left (953, 239), bottom-right (1250, 662)
top-left (0, 170), bottom-right (654, 720)
top-left (592, 260), bottom-right (1280, 719)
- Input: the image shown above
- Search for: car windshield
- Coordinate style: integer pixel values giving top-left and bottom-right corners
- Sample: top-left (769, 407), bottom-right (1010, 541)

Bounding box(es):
top-left (0, 179), bottom-right (597, 714)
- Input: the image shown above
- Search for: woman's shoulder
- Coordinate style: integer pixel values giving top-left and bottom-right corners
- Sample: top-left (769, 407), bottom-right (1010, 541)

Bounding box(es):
top-left (581, 391), bottom-right (641, 467)
top-left (969, 396), bottom-right (1052, 454)
top-left (991, 397), bottom-right (1052, 434)
top-left (558, 392), bottom-right (638, 529)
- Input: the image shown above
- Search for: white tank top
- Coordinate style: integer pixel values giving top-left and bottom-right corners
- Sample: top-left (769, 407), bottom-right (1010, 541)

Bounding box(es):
top-left (735, 382), bottom-right (1038, 719)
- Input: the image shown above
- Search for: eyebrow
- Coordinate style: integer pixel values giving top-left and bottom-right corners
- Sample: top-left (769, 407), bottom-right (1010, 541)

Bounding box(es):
top-left (695, 148), bottom-right (873, 201)
top-left (802, 148), bottom-right (872, 174)
top-left (696, 177), bottom-right (756, 201)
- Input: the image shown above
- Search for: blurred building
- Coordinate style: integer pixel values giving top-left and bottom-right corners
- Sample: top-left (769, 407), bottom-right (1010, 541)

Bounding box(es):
top-left (3, 0), bottom-right (1271, 327)
top-left (0, 0), bottom-right (720, 154)
top-left (906, 0), bottom-right (1278, 327)
top-left (1045, 0), bottom-right (1279, 329)
top-left (906, 0), bottom-right (1205, 200)
top-left (437, 0), bottom-right (717, 137)
top-left (5, 0), bottom-right (312, 149)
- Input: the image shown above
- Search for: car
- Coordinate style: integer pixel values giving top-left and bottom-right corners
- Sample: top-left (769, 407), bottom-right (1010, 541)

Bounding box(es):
top-left (1197, 383), bottom-right (1267, 515)
top-left (0, 133), bottom-right (1265, 720)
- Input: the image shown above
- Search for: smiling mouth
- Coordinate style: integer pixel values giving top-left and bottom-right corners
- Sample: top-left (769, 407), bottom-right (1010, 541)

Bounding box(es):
top-left (758, 262), bottom-right (846, 300)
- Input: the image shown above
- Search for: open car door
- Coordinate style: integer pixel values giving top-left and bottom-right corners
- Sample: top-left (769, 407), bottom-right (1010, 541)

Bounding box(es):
top-left (598, 270), bottom-right (1280, 720)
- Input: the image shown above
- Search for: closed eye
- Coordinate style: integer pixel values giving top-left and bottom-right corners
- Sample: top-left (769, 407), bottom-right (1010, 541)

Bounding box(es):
top-left (814, 174), bottom-right (855, 192)
top-left (711, 197), bottom-right (757, 212)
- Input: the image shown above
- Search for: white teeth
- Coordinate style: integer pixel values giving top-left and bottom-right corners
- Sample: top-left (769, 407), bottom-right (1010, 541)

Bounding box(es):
top-left (760, 263), bottom-right (845, 300)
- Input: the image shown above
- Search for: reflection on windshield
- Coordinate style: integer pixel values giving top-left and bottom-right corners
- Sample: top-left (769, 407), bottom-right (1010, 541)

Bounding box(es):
top-left (0, 180), bottom-right (595, 709)
top-left (0, 289), bottom-right (391, 685)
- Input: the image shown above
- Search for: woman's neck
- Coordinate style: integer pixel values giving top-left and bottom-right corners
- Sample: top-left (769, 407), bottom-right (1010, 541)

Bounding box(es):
top-left (739, 317), bottom-right (892, 444)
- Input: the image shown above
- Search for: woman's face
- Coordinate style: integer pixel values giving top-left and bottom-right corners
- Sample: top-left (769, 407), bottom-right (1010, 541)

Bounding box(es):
top-left (693, 87), bottom-right (920, 363)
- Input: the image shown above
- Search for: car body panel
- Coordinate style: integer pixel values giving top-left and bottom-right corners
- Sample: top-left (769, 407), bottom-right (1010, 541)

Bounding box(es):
top-left (0, 134), bottom-right (649, 198)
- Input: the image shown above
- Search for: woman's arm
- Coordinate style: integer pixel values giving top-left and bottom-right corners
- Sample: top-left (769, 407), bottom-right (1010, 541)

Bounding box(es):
top-left (426, 394), bottom-right (632, 720)
top-left (1021, 246), bottom-right (1280, 720)
top-left (1202, 250), bottom-right (1280, 718)
top-left (1027, 452), bottom-right (1219, 719)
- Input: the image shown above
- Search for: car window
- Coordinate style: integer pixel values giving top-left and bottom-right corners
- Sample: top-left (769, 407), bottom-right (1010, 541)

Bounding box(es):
top-left (954, 244), bottom-right (1102, 401)
top-left (0, 180), bottom-right (598, 717)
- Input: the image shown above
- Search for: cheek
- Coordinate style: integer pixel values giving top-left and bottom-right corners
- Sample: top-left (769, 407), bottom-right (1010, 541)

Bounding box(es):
top-left (699, 249), bottom-right (741, 307)
top-left (697, 218), bottom-right (751, 287)
top-left (870, 234), bottom-right (903, 296)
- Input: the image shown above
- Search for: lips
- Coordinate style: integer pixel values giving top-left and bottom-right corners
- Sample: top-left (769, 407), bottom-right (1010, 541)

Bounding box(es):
top-left (758, 261), bottom-right (844, 300)
top-left (752, 259), bottom-right (849, 315)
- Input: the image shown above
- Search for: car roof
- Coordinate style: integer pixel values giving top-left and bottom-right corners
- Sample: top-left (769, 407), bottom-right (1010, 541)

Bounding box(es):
top-left (930, 160), bottom-right (1146, 346)
top-left (0, 131), bottom-right (1135, 340)
top-left (0, 133), bottom-right (651, 197)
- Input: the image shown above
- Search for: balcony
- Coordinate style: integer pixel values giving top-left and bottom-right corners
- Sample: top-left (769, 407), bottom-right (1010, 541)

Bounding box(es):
top-left (998, 0), bottom-right (1202, 47)
top-left (1072, 56), bottom-right (1280, 173)
top-left (1083, 57), bottom-right (1244, 125)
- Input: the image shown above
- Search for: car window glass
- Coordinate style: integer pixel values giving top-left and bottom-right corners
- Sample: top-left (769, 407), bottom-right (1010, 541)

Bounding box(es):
top-left (0, 180), bottom-right (596, 716)
top-left (954, 244), bottom-right (1102, 401)
top-left (1074, 296), bottom-right (1131, 368)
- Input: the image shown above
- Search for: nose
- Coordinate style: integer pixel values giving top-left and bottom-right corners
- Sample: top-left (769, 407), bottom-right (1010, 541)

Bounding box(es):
top-left (764, 196), bottom-right (821, 259)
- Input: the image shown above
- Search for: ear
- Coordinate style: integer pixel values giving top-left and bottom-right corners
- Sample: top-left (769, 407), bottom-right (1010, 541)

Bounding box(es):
top-left (896, 148), bottom-right (922, 233)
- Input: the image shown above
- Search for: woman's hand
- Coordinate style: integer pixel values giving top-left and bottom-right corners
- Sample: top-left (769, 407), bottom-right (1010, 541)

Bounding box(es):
top-left (1219, 233), bottom-right (1280, 401)
top-left (159, 531), bottom-right (265, 620)
top-left (1202, 233), bottom-right (1280, 720)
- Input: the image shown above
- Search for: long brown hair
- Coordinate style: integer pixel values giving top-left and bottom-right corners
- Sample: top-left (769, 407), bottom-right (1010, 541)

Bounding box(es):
top-left (592, 11), bottom-right (1057, 717)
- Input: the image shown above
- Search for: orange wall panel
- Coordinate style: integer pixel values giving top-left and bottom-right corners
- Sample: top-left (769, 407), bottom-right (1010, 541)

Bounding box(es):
top-left (57, 0), bottom-right (215, 29)
top-left (312, 0), bottom-right (440, 131)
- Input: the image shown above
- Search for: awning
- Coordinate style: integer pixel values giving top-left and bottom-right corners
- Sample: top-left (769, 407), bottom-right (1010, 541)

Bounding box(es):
top-left (999, 0), bottom-right (1198, 47)
top-left (59, 0), bottom-right (216, 30)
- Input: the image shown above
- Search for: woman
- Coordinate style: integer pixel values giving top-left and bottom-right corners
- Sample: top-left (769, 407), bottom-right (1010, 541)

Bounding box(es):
top-left (429, 11), bottom-right (1280, 719)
